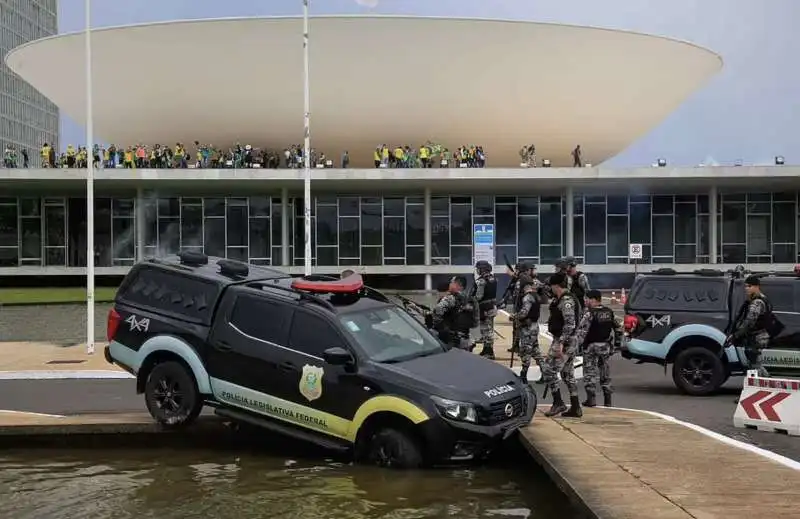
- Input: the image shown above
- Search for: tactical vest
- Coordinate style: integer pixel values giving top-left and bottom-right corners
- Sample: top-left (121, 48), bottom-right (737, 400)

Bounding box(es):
top-left (478, 275), bottom-right (498, 316)
top-left (440, 292), bottom-right (466, 332)
top-left (548, 293), bottom-right (578, 337)
top-left (519, 291), bottom-right (541, 324)
top-left (570, 272), bottom-right (586, 305)
top-left (585, 306), bottom-right (615, 343)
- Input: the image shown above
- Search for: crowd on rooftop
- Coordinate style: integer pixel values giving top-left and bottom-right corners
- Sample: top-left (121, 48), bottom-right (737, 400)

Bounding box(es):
top-left (0, 141), bottom-right (488, 169)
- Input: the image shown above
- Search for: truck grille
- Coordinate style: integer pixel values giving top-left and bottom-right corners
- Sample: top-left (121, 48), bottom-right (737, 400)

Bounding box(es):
top-left (486, 395), bottom-right (524, 425)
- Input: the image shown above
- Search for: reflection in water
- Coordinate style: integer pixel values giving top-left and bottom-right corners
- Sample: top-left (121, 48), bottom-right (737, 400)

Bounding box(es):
top-left (0, 449), bottom-right (575, 518)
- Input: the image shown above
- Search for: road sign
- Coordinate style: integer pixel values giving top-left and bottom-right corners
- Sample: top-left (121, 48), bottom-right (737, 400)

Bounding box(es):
top-left (628, 243), bottom-right (643, 260)
top-left (733, 373), bottom-right (800, 435)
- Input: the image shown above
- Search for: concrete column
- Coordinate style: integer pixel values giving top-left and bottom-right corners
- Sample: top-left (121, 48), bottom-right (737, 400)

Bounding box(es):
top-left (281, 187), bottom-right (290, 267)
top-left (135, 187), bottom-right (145, 262)
top-left (424, 187), bottom-right (432, 265)
top-left (565, 186), bottom-right (574, 257)
top-left (709, 185), bottom-right (718, 264)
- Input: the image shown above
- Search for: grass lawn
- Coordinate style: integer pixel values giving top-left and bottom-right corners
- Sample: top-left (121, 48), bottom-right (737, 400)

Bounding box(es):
top-left (0, 286), bottom-right (118, 305)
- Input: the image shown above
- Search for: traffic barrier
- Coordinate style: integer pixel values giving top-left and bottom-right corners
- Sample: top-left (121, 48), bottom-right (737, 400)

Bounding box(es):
top-left (733, 370), bottom-right (800, 436)
top-left (620, 288), bottom-right (627, 305)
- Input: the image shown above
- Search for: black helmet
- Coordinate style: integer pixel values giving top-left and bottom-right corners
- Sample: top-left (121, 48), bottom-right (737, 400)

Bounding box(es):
top-left (555, 257), bottom-right (569, 271)
top-left (475, 260), bottom-right (492, 273)
top-left (563, 256), bottom-right (577, 268)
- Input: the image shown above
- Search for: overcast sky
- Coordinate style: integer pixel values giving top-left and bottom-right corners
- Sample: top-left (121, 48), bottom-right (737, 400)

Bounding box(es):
top-left (56, 0), bottom-right (798, 167)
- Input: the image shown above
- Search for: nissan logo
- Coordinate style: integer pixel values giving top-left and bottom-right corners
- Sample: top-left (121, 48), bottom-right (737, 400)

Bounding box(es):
top-left (504, 403), bottom-right (515, 417)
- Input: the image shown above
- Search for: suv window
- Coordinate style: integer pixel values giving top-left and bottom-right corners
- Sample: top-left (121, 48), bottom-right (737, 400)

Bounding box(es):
top-left (288, 311), bottom-right (347, 358)
top-left (761, 281), bottom-right (795, 312)
top-left (630, 277), bottom-right (728, 312)
top-left (230, 295), bottom-right (292, 346)
top-left (118, 266), bottom-right (221, 324)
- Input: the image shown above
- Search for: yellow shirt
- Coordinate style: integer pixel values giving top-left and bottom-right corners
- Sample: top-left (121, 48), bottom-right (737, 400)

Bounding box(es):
top-left (381, 148), bottom-right (389, 159)
top-left (419, 147), bottom-right (429, 159)
top-left (394, 148), bottom-right (404, 159)
top-left (66, 146), bottom-right (75, 157)
top-left (373, 151), bottom-right (380, 161)
top-left (124, 151), bottom-right (133, 162)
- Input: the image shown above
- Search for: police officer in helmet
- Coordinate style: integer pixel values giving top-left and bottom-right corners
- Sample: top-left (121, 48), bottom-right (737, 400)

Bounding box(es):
top-left (507, 261), bottom-right (534, 354)
top-left (564, 256), bottom-right (590, 309)
top-left (473, 260), bottom-right (498, 358)
top-left (431, 275), bottom-right (474, 350)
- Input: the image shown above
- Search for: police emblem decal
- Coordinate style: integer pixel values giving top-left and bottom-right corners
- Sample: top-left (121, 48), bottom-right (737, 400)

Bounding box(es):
top-left (299, 365), bottom-right (324, 402)
top-left (504, 403), bottom-right (515, 418)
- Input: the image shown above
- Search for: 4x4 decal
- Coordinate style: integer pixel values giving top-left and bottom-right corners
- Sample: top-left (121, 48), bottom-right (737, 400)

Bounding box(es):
top-left (645, 314), bottom-right (671, 328)
top-left (125, 314), bottom-right (150, 333)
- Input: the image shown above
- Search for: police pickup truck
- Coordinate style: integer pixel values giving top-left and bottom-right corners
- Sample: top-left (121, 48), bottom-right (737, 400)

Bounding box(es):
top-left (105, 252), bottom-right (535, 468)
top-left (621, 267), bottom-right (800, 396)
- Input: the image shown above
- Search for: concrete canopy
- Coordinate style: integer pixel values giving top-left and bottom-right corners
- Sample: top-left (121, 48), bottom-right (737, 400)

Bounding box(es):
top-left (6, 16), bottom-right (722, 167)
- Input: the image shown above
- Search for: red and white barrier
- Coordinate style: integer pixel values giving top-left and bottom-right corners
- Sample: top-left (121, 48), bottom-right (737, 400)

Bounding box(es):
top-left (733, 370), bottom-right (800, 436)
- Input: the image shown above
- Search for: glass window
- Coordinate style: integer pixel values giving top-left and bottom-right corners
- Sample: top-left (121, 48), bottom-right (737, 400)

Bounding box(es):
top-left (405, 205), bottom-right (424, 246)
top-left (143, 199), bottom-right (157, 247)
top-left (607, 216), bottom-right (628, 257)
top-left (339, 217), bottom-right (359, 258)
top-left (517, 216), bottom-right (539, 257)
top-left (249, 218), bottom-right (270, 259)
top-left (45, 247), bottom-right (65, 266)
top-left (227, 247), bottom-right (248, 262)
top-left (230, 295), bottom-right (292, 346)
top-left (606, 196), bottom-right (628, 215)
top-left (573, 216), bottom-right (584, 257)
top-left (473, 196), bottom-right (493, 216)
top-left (112, 199), bottom-right (134, 218)
top-left (773, 203), bottom-right (796, 243)
top-left (406, 246), bottom-right (424, 265)
top-left (316, 206), bottom-right (338, 246)
top-left (722, 244), bottom-right (746, 263)
top-left (495, 204), bottom-right (516, 245)
top-left (431, 197), bottom-right (449, 216)
top-left (0, 204), bottom-right (17, 247)
top-left (722, 202), bottom-right (746, 243)
top-left (362, 246), bottom-right (382, 266)
top-left (585, 245), bottom-right (606, 265)
top-left (338, 306), bottom-right (442, 363)
top-left (111, 218), bottom-right (134, 260)
top-left (289, 311), bottom-right (345, 357)
top-left (774, 243), bottom-right (795, 263)
top-left (517, 197), bottom-right (538, 216)
top-left (675, 244), bottom-right (696, 264)
top-left (540, 198), bottom-right (561, 244)
top-left (674, 203), bottom-right (697, 244)
top-left (585, 204), bottom-right (606, 244)
top-left (20, 218), bottom-right (40, 258)
top-left (652, 196), bottom-right (673, 215)
top-left (249, 197), bottom-right (271, 218)
top-left (540, 245), bottom-right (562, 265)
top-left (20, 198), bottom-right (40, 217)
top-left (384, 197), bottom-right (405, 217)
top-left (361, 205), bottom-right (382, 246)
top-left (431, 216), bottom-right (449, 259)
top-left (317, 246), bottom-right (338, 266)
top-left (383, 216), bottom-right (405, 258)
top-left (698, 215), bottom-right (710, 257)
top-left (158, 198), bottom-right (180, 218)
top-left (204, 198), bottom-right (225, 217)
top-left (338, 197), bottom-right (359, 217)
top-left (573, 196), bottom-right (584, 215)
top-left (226, 205), bottom-right (248, 247)
top-left (629, 203), bottom-right (651, 244)
top-left (44, 206), bottom-right (64, 247)
top-left (204, 218), bottom-right (225, 257)
top-left (496, 245), bottom-right (517, 267)
top-left (652, 215), bottom-right (674, 257)
top-left (450, 204), bottom-right (471, 246)
top-left (451, 245), bottom-right (472, 265)
top-left (158, 219), bottom-right (180, 254)
top-left (271, 201), bottom-right (282, 247)
top-left (697, 195), bottom-right (709, 214)
top-left (747, 215), bottom-right (770, 256)
top-left (181, 205), bottom-right (203, 248)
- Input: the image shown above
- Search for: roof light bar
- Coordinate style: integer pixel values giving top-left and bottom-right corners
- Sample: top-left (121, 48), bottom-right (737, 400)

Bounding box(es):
top-left (291, 273), bottom-right (364, 293)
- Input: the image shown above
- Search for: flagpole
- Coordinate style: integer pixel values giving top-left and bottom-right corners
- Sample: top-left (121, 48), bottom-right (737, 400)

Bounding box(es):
top-left (302, 0), bottom-right (312, 276)
top-left (85, 0), bottom-right (95, 355)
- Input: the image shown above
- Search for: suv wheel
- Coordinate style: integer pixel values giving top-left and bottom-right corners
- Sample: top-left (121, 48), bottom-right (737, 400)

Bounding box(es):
top-left (362, 427), bottom-right (423, 469)
top-left (672, 347), bottom-right (725, 396)
top-left (144, 361), bottom-right (202, 428)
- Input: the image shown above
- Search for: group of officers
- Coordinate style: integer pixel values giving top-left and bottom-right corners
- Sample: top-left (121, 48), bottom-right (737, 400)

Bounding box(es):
top-left (427, 257), bottom-right (623, 419)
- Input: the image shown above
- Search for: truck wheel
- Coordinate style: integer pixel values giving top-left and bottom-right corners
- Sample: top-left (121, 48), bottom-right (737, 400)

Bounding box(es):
top-left (144, 361), bottom-right (202, 428)
top-left (363, 427), bottom-right (423, 469)
top-left (672, 347), bottom-right (725, 396)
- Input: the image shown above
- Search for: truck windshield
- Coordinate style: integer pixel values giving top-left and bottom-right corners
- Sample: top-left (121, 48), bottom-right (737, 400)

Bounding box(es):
top-left (338, 305), bottom-right (444, 363)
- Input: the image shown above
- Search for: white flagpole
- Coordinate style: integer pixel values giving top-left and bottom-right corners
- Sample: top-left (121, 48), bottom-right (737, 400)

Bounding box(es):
top-left (85, 0), bottom-right (95, 355)
top-left (302, 0), bottom-right (312, 276)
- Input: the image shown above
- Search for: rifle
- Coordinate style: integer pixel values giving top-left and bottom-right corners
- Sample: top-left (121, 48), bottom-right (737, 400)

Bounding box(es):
top-left (396, 295), bottom-right (433, 328)
top-left (498, 254), bottom-right (518, 308)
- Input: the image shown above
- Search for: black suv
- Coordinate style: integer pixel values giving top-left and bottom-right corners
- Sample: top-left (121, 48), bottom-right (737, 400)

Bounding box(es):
top-left (621, 268), bottom-right (800, 395)
top-left (105, 252), bottom-right (535, 468)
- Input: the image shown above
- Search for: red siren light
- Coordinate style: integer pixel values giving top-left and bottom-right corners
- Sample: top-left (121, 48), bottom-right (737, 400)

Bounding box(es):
top-left (291, 274), bottom-right (364, 294)
top-left (794, 265), bottom-right (800, 276)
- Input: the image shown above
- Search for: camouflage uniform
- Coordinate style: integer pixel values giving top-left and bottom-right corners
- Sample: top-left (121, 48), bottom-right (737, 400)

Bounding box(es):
top-left (575, 308), bottom-right (623, 399)
top-left (731, 296), bottom-right (771, 377)
top-left (513, 285), bottom-right (544, 377)
top-left (542, 294), bottom-right (579, 397)
top-left (475, 275), bottom-right (497, 354)
top-left (431, 293), bottom-right (470, 350)
top-left (508, 277), bottom-right (523, 353)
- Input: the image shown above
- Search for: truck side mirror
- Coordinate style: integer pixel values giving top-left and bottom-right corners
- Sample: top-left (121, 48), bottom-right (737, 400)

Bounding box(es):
top-left (323, 347), bottom-right (354, 366)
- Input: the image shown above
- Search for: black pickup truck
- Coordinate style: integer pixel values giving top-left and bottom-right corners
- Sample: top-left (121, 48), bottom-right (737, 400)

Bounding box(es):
top-left (104, 252), bottom-right (535, 468)
top-left (621, 268), bottom-right (800, 395)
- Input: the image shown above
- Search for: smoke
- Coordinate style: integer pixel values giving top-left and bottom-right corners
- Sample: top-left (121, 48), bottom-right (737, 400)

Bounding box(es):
top-left (355, 0), bottom-right (379, 7)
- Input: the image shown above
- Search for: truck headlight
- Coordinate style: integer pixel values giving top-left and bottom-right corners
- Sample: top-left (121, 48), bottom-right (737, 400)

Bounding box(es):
top-left (431, 396), bottom-right (477, 423)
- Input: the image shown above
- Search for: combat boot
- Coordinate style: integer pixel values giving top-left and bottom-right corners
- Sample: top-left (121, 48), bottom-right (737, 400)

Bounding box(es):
top-left (582, 392), bottom-right (596, 408)
top-left (519, 367), bottom-right (528, 382)
top-left (603, 390), bottom-right (613, 407)
top-left (561, 395), bottom-right (583, 418)
top-left (544, 390), bottom-right (567, 417)
top-left (479, 347), bottom-right (495, 360)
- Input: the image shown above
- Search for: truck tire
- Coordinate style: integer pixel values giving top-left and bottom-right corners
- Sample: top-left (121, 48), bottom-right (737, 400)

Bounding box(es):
top-left (672, 347), bottom-right (725, 396)
top-left (144, 361), bottom-right (202, 428)
top-left (363, 427), bottom-right (423, 469)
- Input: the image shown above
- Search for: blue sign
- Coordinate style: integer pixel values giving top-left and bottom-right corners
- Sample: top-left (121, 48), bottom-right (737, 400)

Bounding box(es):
top-left (473, 224), bottom-right (495, 265)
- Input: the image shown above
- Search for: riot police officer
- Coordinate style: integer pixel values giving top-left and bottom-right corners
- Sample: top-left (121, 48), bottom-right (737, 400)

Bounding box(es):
top-left (431, 276), bottom-right (474, 350)
top-left (474, 260), bottom-right (498, 358)
top-left (575, 289), bottom-right (622, 407)
top-left (727, 275), bottom-right (777, 377)
top-left (507, 261), bottom-right (534, 354)
top-left (564, 257), bottom-right (591, 309)
top-left (543, 272), bottom-right (582, 418)
top-left (509, 273), bottom-right (545, 383)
